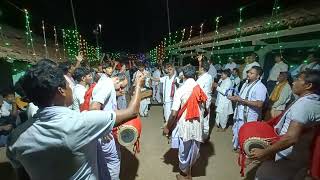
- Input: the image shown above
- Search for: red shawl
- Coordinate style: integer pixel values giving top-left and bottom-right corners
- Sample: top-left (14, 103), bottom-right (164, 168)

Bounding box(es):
top-left (176, 85), bottom-right (208, 121)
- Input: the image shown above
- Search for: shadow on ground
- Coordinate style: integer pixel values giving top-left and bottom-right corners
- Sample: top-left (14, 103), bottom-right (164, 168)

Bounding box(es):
top-left (162, 142), bottom-right (215, 178)
top-left (120, 146), bottom-right (140, 180)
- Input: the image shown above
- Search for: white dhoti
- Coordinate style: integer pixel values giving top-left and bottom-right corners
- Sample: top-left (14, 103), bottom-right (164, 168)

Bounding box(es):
top-left (117, 95), bottom-right (127, 110)
top-left (97, 134), bottom-right (121, 180)
top-left (215, 112), bottom-right (229, 129)
top-left (202, 100), bottom-right (211, 140)
top-left (232, 119), bottom-right (244, 149)
top-left (152, 84), bottom-right (161, 103)
top-left (178, 138), bottom-right (201, 174)
top-left (163, 101), bottom-right (173, 122)
top-left (139, 98), bottom-right (150, 117)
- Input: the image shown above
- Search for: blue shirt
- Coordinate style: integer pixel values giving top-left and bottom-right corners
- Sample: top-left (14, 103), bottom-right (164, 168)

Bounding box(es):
top-left (7, 106), bottom-right (116, 180)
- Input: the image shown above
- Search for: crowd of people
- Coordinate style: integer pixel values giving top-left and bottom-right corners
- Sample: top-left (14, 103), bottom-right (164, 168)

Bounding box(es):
top-left (0, 50), bottom-right (319, 180)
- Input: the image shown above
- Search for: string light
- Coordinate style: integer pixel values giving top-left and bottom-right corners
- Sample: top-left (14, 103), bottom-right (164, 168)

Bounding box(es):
top-left (24, 9), bottom-right (36, 56)
top-left (53, 26), bottom-right (61, 60)
top-left (211, 16), bottom-right (221, 59)
top-left (42, 20), bottom-right (49, 58)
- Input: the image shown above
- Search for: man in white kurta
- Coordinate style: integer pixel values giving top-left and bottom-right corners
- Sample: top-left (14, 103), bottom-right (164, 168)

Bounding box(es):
top-left (266, 54), bottom-right (288, 94)
top-left (71, 67), bottom-right (93, 112)
top-left (164, 65), bottom-right (205, 179)
top-left (213, 70), bottom-right (233, 131)
top-left (152, 66), bottom-right (162, 103)
top-left (242, 54), bottom-right (260, 80)
top-left (133, 64), bottom-right (151, 117)
top-left (224, 58), bottom-right (237, 71)
top-left (151, 64), bottom-right (177, 124)
top-left (91, 74), bottom-right (120, 180)
top-left (196, 58), bottom-right (213, 141)
top-left (229, 66), bottom-right (267, 150)
top-left (252, 70), bottom-right (320, 180)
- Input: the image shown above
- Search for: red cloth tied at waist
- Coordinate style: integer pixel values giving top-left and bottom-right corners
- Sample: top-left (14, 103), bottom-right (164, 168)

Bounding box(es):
top-left (176, 85), bottom-right (208, 121)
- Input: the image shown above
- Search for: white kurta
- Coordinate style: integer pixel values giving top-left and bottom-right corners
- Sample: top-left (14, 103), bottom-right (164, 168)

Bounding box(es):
top-left (171, 79), bottom-right (204, 143)
top-left (72, 84), bottom-right (87, 112)
top-left (196, 72), bottom-right (213, 139)
top-left (152, 69), bottom-right (161, 103)
top-left (160, 74), bottom-right (177, 122)
top-left (215, 78), bottom-right (233, 128)
top-left (133, 70), bottom-right (151, 117)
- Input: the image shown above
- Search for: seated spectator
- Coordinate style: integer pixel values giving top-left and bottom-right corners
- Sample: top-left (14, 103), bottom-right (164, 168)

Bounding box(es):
top-left (268, 72), bottom-right (293, 118)
top-left (266, 54), bottom-right (288, 95)
top-left (0, 95), bottom-right (16, 147)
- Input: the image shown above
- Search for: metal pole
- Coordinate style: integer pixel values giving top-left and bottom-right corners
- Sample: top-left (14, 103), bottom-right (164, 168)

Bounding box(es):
top-left (70, 0), bottom-right (78, 30)
top-left (166, 0), bottom-right (171, 34)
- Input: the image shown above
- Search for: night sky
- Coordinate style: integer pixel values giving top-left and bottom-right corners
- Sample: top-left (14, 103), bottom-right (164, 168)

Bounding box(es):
top-left (0, 0), bottom-right (305, 53)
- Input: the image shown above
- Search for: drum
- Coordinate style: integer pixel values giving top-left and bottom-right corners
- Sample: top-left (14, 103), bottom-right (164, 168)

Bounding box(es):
top-left (239, 121), bottom-right (279, 156)
top-left (238, 121), bottom-right (280, 176)
top-left (113, 116), bottom-right (142, 147)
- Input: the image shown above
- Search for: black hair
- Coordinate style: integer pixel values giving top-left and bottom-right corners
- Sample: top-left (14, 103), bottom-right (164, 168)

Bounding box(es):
top-left (280, 71), bottom-right (293, 85)
top-left (251, 66), bottom-right (263, 76)
top-left (200, 60), bottom-right (210, 72)
top-left (136, 61), bottom-right (145, 68)
top-left (233, 68), bottom-right (240, 75)
top-left (73, 67), bottom-right (91, 82)
top-left (1, 89), bottom-right (14, 98)
top-left (37, 59), bottom-right (57, 68)
top-left (166, 63), bottom-right (174, 68)
top-left (221, 69), bottom-right (231, 77)
top-left (251, 53), bottom-right (259, 62)
top-left (20, 62), bottom-right (66, 108)
top-left (102, 62), bottom-right (113, 69)
top-left (300, 70), bottom-right (320, 91)
top-left (58, 61), bottom-right (72, 75)
top-left (182, 65), bottom-right (196, 79)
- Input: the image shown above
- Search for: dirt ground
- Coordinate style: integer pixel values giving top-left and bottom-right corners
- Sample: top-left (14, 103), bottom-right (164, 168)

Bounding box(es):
top-left (0, 105), bottom-right (257, 180)
top-left (119, 106), bottom-right (257, 180)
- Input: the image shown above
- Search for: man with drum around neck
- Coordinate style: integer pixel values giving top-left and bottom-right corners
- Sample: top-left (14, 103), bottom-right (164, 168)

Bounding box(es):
top-left (250, 70), bottom-right (320, 180)
top-left (228, 66), bottom-right (267, 151)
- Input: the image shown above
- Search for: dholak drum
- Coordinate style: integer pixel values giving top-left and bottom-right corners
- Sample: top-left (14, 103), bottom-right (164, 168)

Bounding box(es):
top-left (238, 121), bottom-right (280, 176)
top-left (239, 121), bottom-right (279, 156)
top-left (113, 117), bottom-right (142, 148)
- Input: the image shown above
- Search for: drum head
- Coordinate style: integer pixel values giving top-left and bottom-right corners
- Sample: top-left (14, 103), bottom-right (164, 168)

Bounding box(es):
top-left (117, 125), bottom-right (139, 147)
top-left (243, 137), bottom-right (269, 156)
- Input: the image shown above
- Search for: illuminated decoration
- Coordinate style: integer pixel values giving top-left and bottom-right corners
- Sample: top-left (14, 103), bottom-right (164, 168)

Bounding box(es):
top-left (62, 29), bottom-right (66, 59)
top-left (53, 26), bottom-right (61, 60)
top-left (234, 7), bottom-right (245, 59)
top-left (87, 45), bottom-right (97, 61)
top-left (24, 9), bottom-right (36, 56)
top-left (199, 23), bottom-right (204, 45)
top-left (188, 26), bottom-right (193, 55)
top-left (110, 52), bottom-right (121, 59)
top-left (211, 16), bottom-right (221, 57)
top-left (63, 29), bottom-right (79, 61)
top-left (270, 0), bottom-right (282, 55)
top-left (41, 20), bottom-right (49, 58)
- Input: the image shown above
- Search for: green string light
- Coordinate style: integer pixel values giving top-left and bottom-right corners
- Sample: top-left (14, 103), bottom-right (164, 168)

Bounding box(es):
top-left (24, 9), bottom-right (36, 56)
